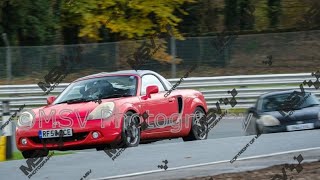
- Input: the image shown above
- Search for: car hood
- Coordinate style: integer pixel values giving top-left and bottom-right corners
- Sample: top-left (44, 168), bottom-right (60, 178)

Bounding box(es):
top-left (31, 98), bottom-right (121, 119)
top-left (262, 106), bottom-right (320, 122)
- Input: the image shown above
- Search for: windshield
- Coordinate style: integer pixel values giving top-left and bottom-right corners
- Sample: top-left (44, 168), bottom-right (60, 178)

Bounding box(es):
top-left (53, 75), bottom-right (138, 105)
top-left (262, 92), bottom-right (320, 112)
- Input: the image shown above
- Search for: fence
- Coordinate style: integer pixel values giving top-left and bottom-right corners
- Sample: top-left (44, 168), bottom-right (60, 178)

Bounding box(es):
top-left (0, 30), bottom-right (320, 82)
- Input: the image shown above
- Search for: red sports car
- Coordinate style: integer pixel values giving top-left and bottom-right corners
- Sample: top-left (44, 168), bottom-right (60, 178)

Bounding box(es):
top-left (16, 70), bottom-right (208, 159)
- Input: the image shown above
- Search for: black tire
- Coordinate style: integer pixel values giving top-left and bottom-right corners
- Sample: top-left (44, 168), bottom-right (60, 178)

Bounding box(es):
top-left (22, 149), bottom-right (49, 159)
top-left (96, 146), bottom-right (105, 151)
top-left (140, 140), bottom-right (158, 144)
top-left (183, 107), bottom-right (208, 141)
top-left (245, 119), bottom-right (262, 136)
top-left (120, 111), bottom-right (141, 147)
top-left (256, 123), bottom-right (265, 134)
top-left (97, 112), bottom-right (141, 150)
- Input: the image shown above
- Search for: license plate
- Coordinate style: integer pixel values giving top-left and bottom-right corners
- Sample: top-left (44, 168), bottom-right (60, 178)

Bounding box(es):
top-left (39, 128), bottom-right (72, 139)
top-left (286, 123), bottom-right (314, 131)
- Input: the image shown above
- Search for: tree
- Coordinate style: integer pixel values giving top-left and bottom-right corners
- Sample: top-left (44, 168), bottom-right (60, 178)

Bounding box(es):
top-left (225, 0), bottom-right (239, 31)
top-left (0, 0), bottom-right (59, 46)
top-left (238, 0), bottom-right (255, 30)
top-left (267, 0), bottom-right (281, 28)
top-left (62, 0), bottom-right (195, 41)
top-left (61, 0), bottom-right (193, 68)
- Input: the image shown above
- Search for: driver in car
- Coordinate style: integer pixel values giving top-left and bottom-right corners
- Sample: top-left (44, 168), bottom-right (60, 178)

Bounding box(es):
top-left (84, 80), bottom-right (114, 99)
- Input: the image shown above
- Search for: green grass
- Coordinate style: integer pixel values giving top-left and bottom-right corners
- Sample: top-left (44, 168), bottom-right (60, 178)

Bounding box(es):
top-left (224, 108), bottom-right (247, 114)
top-left (7, 151), bottom-right (74, 161)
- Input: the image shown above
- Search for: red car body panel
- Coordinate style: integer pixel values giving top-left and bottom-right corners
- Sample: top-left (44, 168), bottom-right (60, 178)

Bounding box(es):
top-left (16, 70), bottom-right (208, 151)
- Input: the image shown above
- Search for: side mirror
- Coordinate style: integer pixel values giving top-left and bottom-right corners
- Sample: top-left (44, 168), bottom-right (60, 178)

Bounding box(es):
top-left (47, 96), bottom-right (56, 105)
top-left (248, 107), bottom-right (259, 117)
top-left (247, 107), bottom-right (257, 113)
top-left (142, 85), bottom-right (159, 100)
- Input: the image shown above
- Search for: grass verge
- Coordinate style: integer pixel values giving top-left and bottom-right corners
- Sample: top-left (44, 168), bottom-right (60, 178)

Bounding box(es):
top-left (7, 151), bottom-right (74, 161)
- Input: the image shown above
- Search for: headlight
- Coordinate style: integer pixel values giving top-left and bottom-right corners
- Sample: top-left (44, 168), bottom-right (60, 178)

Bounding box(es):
top-left (86, 102), bottom-right (115, 121)
top-left (17, 111), bottom-right (35, 128)
top-left (257, 115), bottom-right (280, 126)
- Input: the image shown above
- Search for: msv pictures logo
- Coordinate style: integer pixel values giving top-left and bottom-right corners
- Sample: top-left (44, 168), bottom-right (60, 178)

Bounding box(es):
top-left (262, 55), bottom-right (273, 66)
top-left (102, 112), bottom-right (149, 161)
top-left (164, 64), bottom-right (198, 98)
top-left (199, 88), bottom-right (238, 134)
top-left (271, 70), bottom-right (320, 119)
top-left (103, 138), bottom-right (127, 161)
top-left (271, 154), bottom-right (304, 180)
top-left (126, 24), bottom-right (173, 71)
top-left (37, 46), bottom-right (83, 95)
top-left (19, 151), bottom-right (54, 179)
top-left (19, 131), bottom-right (64, 178)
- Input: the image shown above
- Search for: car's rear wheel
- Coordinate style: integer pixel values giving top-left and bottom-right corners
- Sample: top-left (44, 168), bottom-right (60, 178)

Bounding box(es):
top-left (22, 149), bottom-right (49, 159)
top-left (120, 111), bottom-right (141, 147)
top-left (183, 107), bottom-right (208, 141)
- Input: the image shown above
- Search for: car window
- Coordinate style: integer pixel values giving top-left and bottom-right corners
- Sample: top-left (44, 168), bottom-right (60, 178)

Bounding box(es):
top-left (261, 92), bottom-right (318, 112)
top-left (63, 85), bottom-right (82, 100)
top-left (141, 74), bottom-right (165, 95)
top-left (297, 94), bottom-right (320, 109)
top-left (54, 75), bottom-right (137, 104)
top-left (262, 93), bottom-right (292, 112)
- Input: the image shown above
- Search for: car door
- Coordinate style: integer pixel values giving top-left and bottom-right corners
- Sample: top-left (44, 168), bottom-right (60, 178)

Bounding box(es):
top-left (139, 74), bottom-right (178, 138)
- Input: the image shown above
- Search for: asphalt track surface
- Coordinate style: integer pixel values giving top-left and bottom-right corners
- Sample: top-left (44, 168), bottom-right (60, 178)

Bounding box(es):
top-left (1, 116), bottom-right (320, 180)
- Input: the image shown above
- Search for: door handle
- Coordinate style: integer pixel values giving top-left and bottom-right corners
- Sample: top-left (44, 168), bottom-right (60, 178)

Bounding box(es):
top-left (168, 97), bottom-right (175, 102)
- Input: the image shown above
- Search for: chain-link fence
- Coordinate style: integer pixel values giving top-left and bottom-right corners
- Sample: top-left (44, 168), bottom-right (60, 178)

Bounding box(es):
top-left (0, 30), bottom-right (320, 84)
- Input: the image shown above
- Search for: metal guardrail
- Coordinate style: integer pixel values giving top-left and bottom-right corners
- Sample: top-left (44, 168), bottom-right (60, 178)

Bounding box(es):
top-left (0, 72), bottom-right (318, 114)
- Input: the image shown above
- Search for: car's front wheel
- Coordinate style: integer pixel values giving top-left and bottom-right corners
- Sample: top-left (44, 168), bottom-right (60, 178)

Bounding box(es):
top-left (22, 149), bottom-right (49, 159)
top-left (183, 107), bottom-right (208, 141)
top-left (121, 111), bottom-right (141, 147)
top-left (245, 118), bottom-right (262, 135)
top-left (96, 111), bottom-right (141, 151)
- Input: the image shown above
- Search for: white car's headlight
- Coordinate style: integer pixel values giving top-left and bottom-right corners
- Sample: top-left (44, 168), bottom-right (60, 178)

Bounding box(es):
top-left (257, 115), bottom-right (280, 126)
top-left (17, 111), bottom-right (35, 127)
top-left (86, 102), bottom-right (115, 121)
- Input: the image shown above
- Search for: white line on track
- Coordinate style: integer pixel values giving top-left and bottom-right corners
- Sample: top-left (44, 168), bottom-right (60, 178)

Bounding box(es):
top-left (91, 146), bottom-right (320, 180)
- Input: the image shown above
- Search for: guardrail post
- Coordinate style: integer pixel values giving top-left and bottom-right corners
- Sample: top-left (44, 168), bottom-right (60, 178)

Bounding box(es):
top-left (1, 101), bottom-right (13, 160)
top-left (170, 37), bottom-right (176, 78)
top-left (2, 33), bottom-right (12, 83)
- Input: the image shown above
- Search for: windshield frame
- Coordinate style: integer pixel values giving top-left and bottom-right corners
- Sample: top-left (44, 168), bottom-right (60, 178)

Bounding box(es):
top-left (52, 75), bottom-right (139, 105)
top-left (261, 92), bottom-right (320, 112)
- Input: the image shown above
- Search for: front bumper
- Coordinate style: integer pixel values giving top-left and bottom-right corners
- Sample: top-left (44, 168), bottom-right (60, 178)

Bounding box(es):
top-left (259, 119), bottom-right (320, 133)
top-left (16, 119), bottom-right (122, 151)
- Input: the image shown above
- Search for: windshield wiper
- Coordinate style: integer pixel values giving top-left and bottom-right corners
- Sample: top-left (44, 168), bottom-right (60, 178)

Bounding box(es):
top-left (300, 104), bottom-right (320, 109)
top-left (89, 94), bottom-right (133, 104)
top-left (55, 98), bottom-right (93, 104)
top-left (57, 94), bottom-right (133, 105)
top-left (99, 93), bottom-right (133, 99)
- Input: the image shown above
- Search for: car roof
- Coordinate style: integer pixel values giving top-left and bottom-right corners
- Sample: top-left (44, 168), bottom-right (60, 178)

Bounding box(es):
top-left (74, 70), bottom-right (159, 82)
top-left (73, 69), bottom-right (173, 90)
top-left (260, 89), bottom-right (310, 99)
